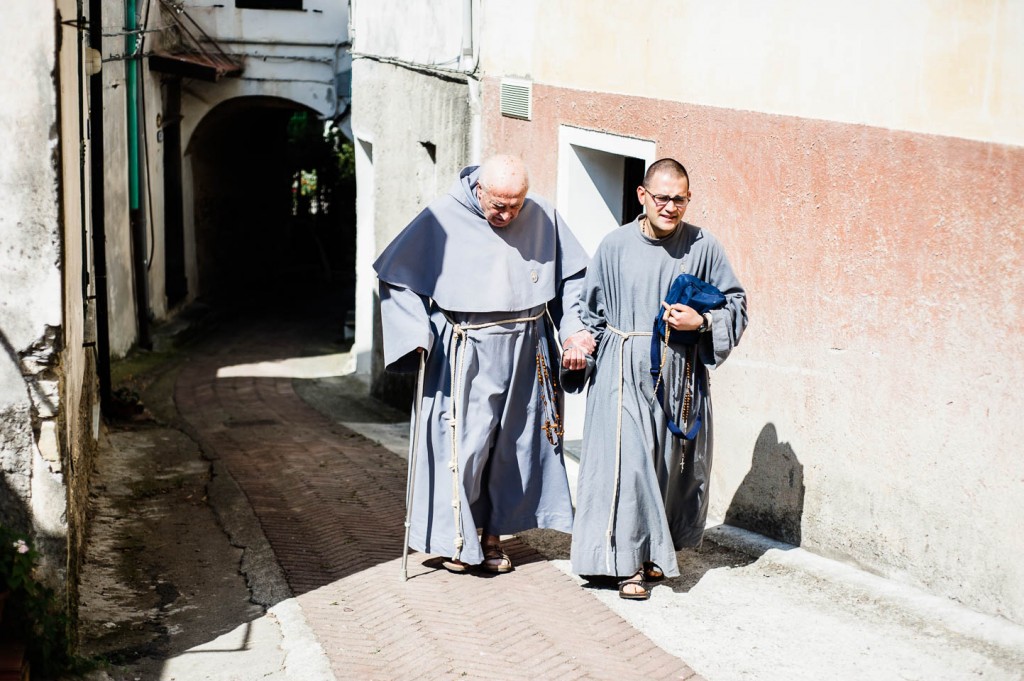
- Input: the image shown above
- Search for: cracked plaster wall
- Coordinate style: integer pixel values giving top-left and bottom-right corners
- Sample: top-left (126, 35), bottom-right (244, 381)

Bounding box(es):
top-left (1, 1), bottom-right (100, 594)
top-left (350, 59), bottom-right (473, 408)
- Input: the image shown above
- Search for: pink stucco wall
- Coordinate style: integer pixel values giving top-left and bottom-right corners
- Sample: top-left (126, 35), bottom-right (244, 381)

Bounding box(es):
top-left (485, 80), bottom-right (1021, 348)
top-left (482, 77), bottom-right (1024, 622)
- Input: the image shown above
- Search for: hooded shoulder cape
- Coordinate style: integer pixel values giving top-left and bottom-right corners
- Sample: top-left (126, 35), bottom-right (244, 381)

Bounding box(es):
top-left (373, 166), bottom-right (588, 313)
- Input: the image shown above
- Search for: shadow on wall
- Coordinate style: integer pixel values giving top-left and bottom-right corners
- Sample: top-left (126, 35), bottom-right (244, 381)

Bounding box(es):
top-left (1, 323), bottom-right (73, 575)
top-left (724, 423), bottom-right (805, 546)
top-left (0, 474), bottom-right (31, 540)
top-left (0, 326), bottom-right (59, 419)
top-left (0, 328), bottom-right (39, 534)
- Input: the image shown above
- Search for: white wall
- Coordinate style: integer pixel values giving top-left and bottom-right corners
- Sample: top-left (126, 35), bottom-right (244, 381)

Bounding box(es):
top-left (1, 1), bottom-right (100, 581)
top-left (0, 3), bottom-right (65, 532)
top-left (481, 0), bottom-right (1024, 147)
top-left (555, 127), bottom-right (656, 440)
top-left (352, 137), bottom-right (376, 375)
top-left (100, 0), bottom-right (138, 357)
top-left (350, 58), bottom-right (473, 396)
top-left (351, 0), bottom-right (467, 68)
top-left (55, 0), bottom-right (93, 533)
top-left (180, 0), bottom-right (351, 151)
top-left (350, 0), bottom-right (478, 385)
top-left (141, 59), bottom-right (167, 320)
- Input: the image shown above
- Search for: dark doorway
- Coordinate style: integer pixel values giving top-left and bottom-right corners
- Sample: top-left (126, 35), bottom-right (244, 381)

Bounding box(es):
top-left (622, 156), bottom-right (646, 224)
top-left (187, 98), bottom-right (355, 325)
top-left (236, 0), bottom-right (302, 8)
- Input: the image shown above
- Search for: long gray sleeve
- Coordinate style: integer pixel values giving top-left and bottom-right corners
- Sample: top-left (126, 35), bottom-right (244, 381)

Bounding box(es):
top-left (699, 244), bottom-right (748, 369)
top-left (378, 281), bottom-right (433, 373)
top-left (556, 270), bottom-right (587, 344)
top-left (559, 265), bottom-right (604, 394)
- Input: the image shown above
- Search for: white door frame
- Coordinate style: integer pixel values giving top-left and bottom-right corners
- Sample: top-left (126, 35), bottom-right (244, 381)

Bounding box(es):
top-left (555, 126), bottom-right (657, 442)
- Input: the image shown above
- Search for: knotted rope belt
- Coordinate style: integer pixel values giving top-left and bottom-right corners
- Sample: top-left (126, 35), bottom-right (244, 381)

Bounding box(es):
top-left (602, 324), bottom-right (652, 573)
top-left (444, 308), bottom-right (556, 562)
top-left (601, 323), bottom-right (694, 574)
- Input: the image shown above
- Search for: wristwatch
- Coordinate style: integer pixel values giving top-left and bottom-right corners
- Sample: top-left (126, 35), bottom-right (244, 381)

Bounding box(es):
top-left (698, 312), bottom-right (713, 333)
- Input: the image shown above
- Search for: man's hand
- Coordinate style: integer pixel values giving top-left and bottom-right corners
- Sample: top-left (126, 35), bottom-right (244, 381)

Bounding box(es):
top-left (564, 330), bottom-right (596, 355)
top-left (561, 330), bottom-right (595, 370)
top-left (661, 302), bottom-right (703, 332)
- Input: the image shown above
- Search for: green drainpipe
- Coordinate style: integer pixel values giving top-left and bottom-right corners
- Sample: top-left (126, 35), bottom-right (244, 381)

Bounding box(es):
top-left (126, 0), bottom-right (139, 211)
top-left (126, 0), bottom-right (150, 347)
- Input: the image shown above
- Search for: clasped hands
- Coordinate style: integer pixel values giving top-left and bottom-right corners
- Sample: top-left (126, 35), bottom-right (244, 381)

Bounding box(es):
top-left (561, 330), bottom-right (596, 370)
top-left (560, 304), bottom-right (701, 371)
top-left (420, 312), bottom-right (696, 371)
top-left (418, 329), bottom-right (596, 371)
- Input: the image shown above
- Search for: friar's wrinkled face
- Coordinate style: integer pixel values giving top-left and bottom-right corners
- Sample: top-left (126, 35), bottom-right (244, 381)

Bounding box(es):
top-left (477, 183), bottom-right (527, 228)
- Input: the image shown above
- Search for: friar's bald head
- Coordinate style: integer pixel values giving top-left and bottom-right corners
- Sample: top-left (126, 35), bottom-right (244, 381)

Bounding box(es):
top-left (476, 155), bottom-right (530, 228)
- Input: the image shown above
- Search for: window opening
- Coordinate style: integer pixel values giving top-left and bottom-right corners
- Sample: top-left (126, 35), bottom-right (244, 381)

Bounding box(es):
top-left (236, 0), bottom-right (302, 10)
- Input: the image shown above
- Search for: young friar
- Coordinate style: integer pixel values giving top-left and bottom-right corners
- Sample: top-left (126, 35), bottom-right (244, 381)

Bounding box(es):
top-left (566, 158), bottom-right (748, 600)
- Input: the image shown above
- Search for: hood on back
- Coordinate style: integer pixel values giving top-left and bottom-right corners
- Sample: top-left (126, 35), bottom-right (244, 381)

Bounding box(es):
top-left (451, 165), bottom-right (485, 219)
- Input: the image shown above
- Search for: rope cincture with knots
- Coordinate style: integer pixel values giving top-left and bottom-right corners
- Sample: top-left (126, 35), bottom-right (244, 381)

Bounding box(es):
top-left (602, 324), bottom-right (653, 575)
top-left (602, 323), bottom-right (695, 574)
top-left (446, 308), bottom-right (547, 562)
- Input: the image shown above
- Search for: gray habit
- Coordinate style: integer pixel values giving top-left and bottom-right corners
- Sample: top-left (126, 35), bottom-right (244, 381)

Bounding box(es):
top-left (374, 166), bottom-right (589, 565)
top-left (568, 217), bottom-right (747, 578)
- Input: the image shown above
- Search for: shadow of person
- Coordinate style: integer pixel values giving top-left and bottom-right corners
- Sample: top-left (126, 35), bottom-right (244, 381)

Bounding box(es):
top-left (724, 423), bottom-right (805, 546)
top-left (665, 540), bottom-right (760, 593)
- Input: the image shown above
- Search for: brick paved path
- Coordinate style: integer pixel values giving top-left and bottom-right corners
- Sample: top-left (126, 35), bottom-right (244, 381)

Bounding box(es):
top-left (174, 324), bottom-right (701, 680)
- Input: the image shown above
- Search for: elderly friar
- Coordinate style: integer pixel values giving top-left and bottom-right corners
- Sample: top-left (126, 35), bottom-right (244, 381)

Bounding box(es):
top-left (374, 155), bottom-right (594, 574)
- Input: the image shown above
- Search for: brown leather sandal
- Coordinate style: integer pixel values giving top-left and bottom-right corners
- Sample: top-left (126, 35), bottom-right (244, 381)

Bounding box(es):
top-left (643, 561), bottom-right (665, 582)
top-left (618, 575), bottom-right (651, 600)
top-left (481, 543), bottom-right (513, 573)
top-left (441, 558), bottom-right (472, 574)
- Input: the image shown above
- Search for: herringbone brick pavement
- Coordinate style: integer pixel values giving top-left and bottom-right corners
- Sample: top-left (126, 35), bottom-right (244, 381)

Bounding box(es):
top-left (174, 338), bottom-right (702, 680)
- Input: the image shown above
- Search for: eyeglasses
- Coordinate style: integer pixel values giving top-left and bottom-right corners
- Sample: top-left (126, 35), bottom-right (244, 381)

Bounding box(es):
top-left (643, 188), bottom-right (690, 208)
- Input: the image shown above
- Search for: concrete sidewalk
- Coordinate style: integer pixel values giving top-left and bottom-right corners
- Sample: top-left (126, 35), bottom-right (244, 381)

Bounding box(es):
top-left (303, 370), bottom-right (1024, 681)
top-left (76, 312), bottom-right (1024, 680)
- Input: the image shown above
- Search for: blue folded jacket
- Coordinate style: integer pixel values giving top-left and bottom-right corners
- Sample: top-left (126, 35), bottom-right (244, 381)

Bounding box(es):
top-left (650, 273), bottom-right (726, 440)
top-left (653, 273), bottom-right (726, 345)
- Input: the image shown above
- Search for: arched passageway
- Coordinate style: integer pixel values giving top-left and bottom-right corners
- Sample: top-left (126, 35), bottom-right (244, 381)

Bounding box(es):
top-left (186, 97), bottom-right (355, 336)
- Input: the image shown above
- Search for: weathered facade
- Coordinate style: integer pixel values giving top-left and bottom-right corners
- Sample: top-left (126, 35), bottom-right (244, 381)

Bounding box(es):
top-left (349, 0), bottom-right (479, 395)
top-left (0, 0), bottom-right (101, 599)
top-left (1, 0), bottom-right (352, 623)
top-left (351, 0), bottom-right (1024, 625)
top-left (97, 0), bottom-right (352, 354)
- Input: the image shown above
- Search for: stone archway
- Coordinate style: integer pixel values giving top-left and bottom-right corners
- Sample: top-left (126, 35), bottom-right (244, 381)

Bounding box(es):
top-left (184, 97), bottom-right (355, 330)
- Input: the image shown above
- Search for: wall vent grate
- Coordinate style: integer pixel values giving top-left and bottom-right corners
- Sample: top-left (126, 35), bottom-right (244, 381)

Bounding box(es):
top-left (500, 78), bottom-right (532, 121)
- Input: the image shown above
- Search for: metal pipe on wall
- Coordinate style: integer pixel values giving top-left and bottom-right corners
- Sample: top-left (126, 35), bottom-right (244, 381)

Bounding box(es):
top-left (126, 0), bottom-right (151, 348)
top-left (89, 0), bottom-right (112, 411)
top-left (77, 0), bottom-right (89, 303)
top-left (462, 0), bottom-right (481, 164)
top-left (126, 0), bottom-right (139, 210)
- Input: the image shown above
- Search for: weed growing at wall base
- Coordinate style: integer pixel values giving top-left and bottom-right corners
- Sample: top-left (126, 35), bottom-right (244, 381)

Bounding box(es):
top-left (0, 524), bottom-right (94, 676)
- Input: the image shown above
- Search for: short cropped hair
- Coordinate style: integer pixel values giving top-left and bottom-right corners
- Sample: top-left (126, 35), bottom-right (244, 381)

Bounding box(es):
top-left (643, 158), bottom-right (689, 187)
